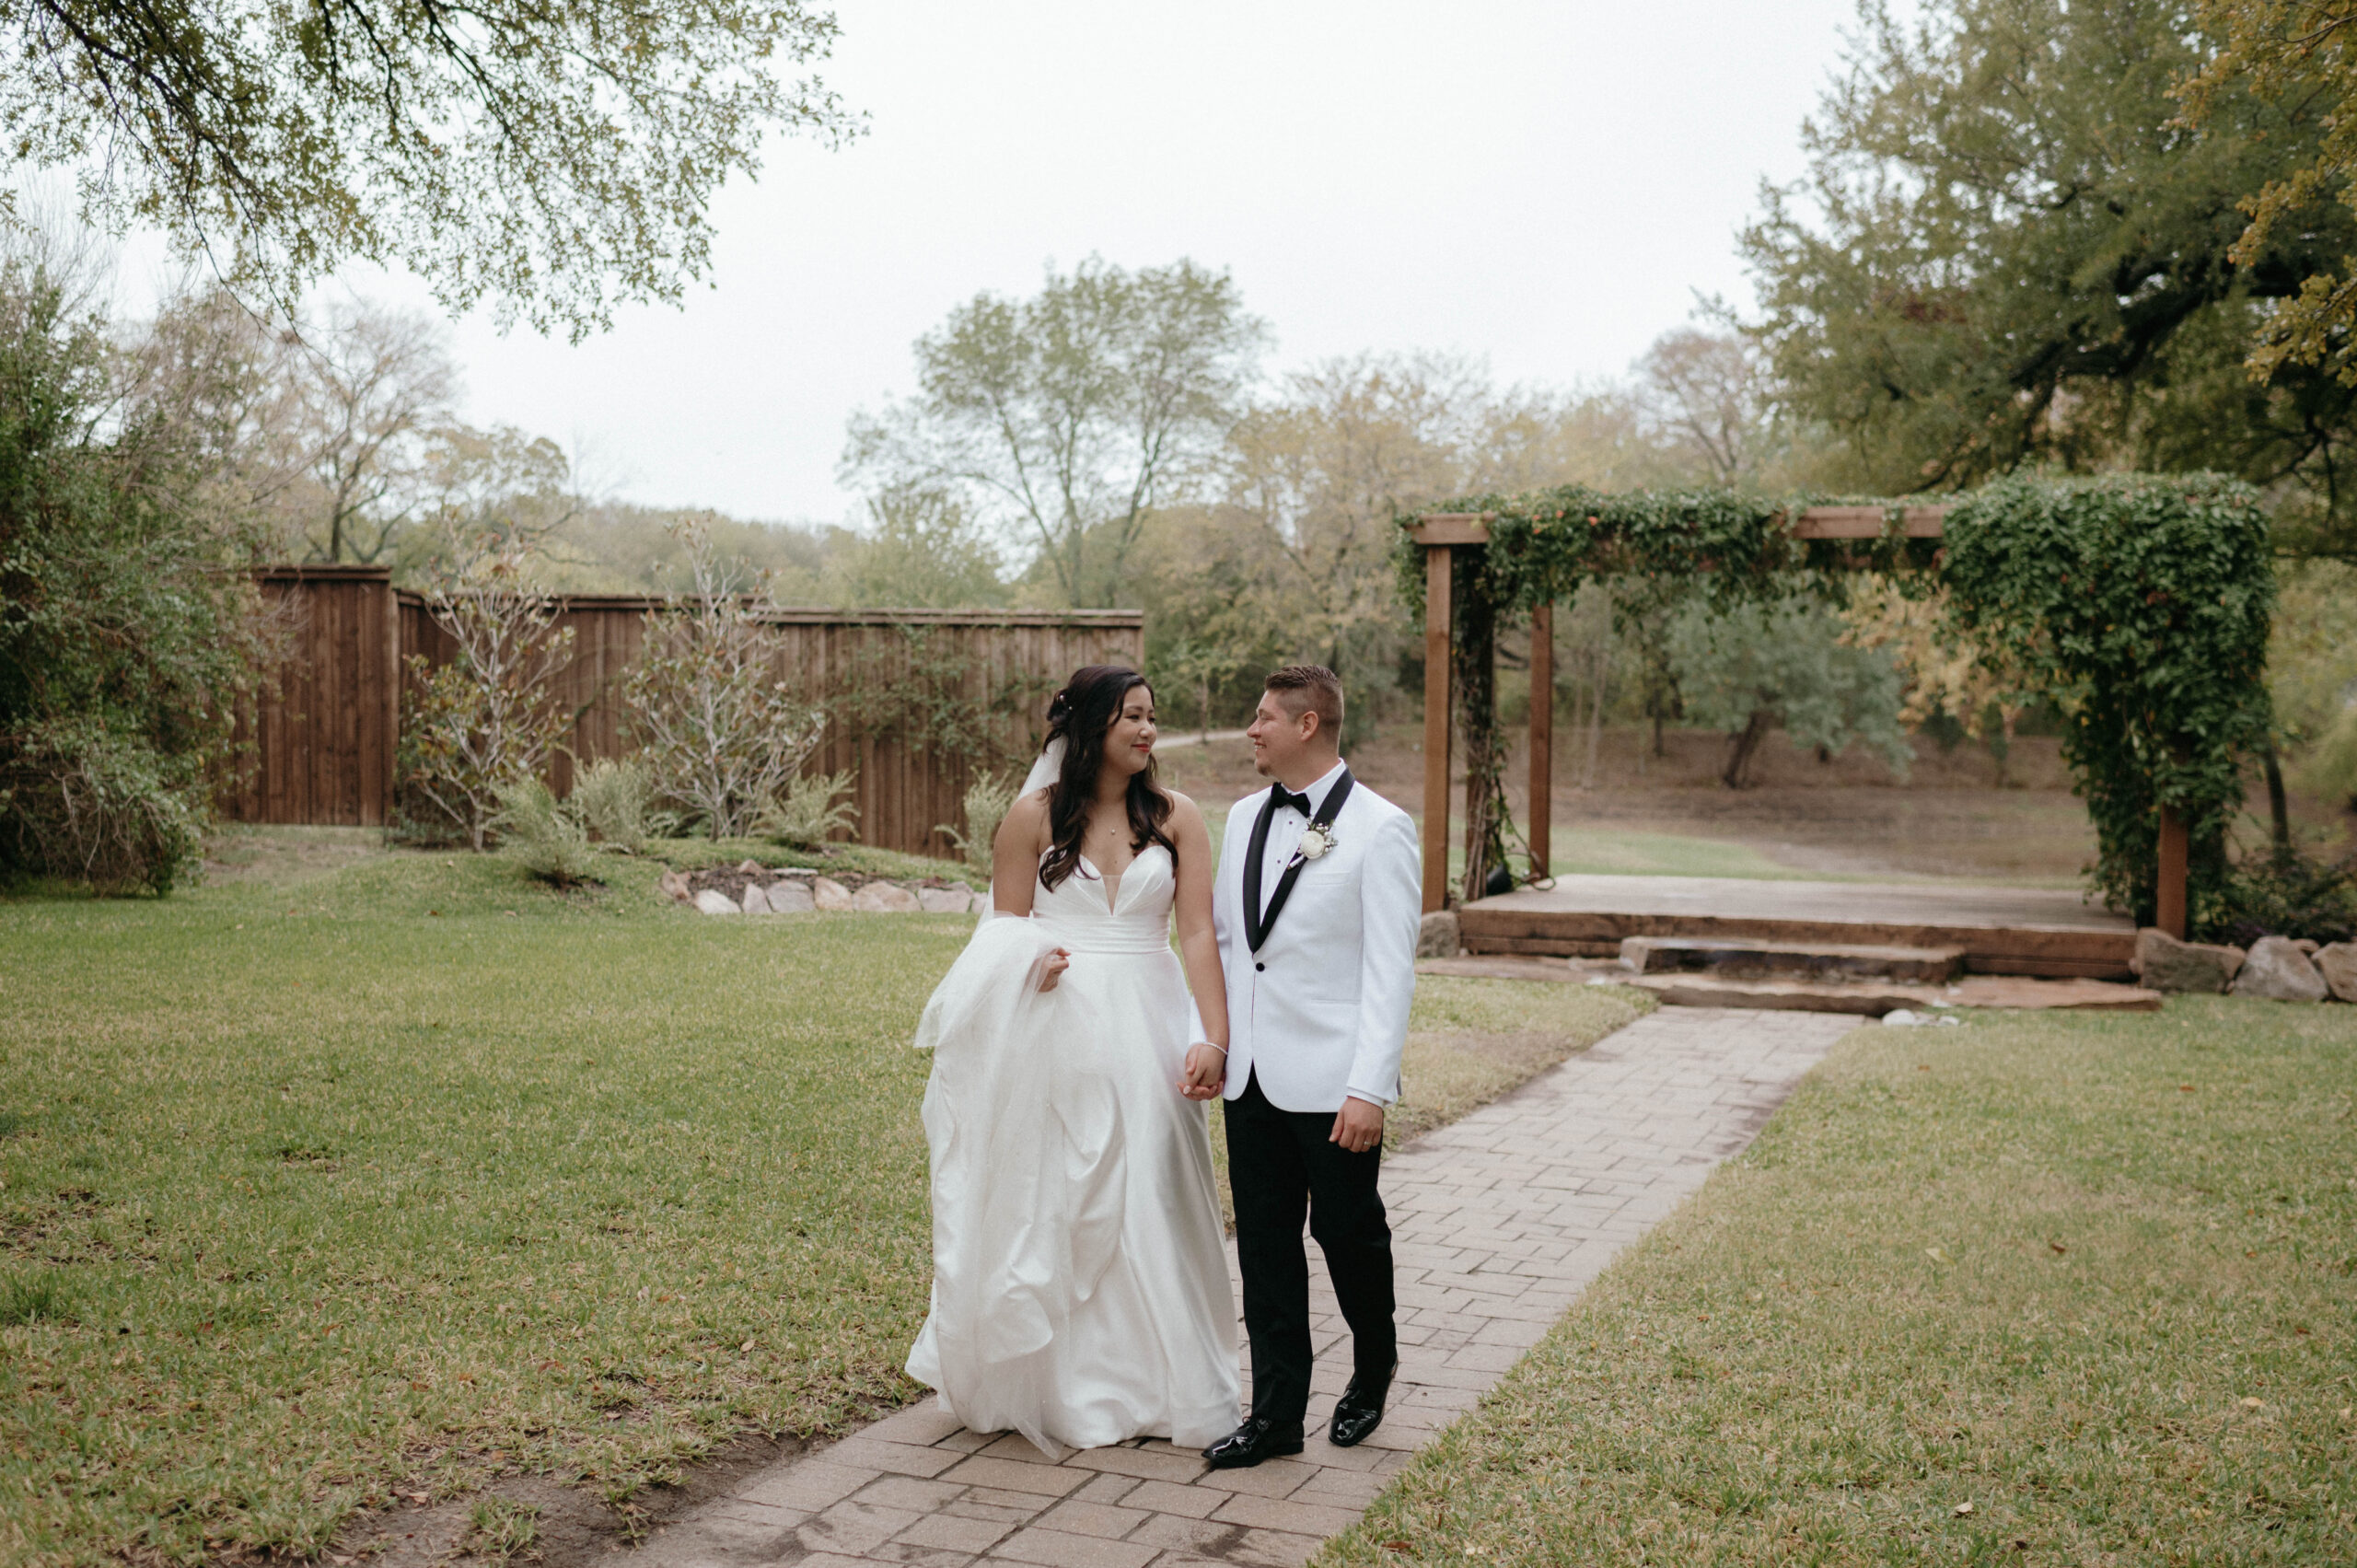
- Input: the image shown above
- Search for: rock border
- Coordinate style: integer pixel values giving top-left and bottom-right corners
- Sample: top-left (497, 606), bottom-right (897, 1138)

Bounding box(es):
top-left (659, 861), bottom-right (978, 917)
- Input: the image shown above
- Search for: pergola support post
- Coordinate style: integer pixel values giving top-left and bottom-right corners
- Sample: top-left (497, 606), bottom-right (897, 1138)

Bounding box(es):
top-left (1527, 600), bottom-right (1552, 880)
top-left (2156, 806), bottom-right (2189, 941)
top-left (1420, 544), bottom-right (1453, 912)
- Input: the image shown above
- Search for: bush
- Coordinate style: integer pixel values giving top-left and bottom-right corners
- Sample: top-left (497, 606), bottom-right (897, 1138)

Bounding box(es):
top-left (759, 769), bottom-right (857, 848)
top-left (489, 777), bottom-right (604, 888)
top-left (942, 771), bottom-right (1017, 880)
top-left (571, 755), bottom-right (676, 853)
top-left (2296, 703), bottom-right (2357, 812)
top-left (0, 265), bottom-right (272, 892)
top-left (2220, 848), bottom-right (2357, 946)
top-left (0, 718), bottom-right (205, 893)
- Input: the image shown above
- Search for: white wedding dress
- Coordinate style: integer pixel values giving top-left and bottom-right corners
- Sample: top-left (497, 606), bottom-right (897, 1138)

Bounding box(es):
top-left (906, 844), bottom-right (1241, 1457)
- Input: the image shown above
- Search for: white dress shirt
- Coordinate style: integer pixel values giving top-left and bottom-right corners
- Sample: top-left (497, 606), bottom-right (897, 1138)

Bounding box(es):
top-left (1255, 759), bottom-right (1351, 922)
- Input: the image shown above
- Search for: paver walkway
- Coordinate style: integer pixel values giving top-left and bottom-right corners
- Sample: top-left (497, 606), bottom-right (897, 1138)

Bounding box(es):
top-left (633, 1007), bottom-right (1860, 1568)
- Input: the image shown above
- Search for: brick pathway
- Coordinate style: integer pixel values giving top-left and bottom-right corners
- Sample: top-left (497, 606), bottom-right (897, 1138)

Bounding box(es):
top-left (632, 1007), bottom-right (1859, 1568)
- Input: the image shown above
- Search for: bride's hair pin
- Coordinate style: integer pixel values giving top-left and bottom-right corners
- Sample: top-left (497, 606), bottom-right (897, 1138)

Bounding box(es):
top-left (1038, 665), bottom-right (1176, 893)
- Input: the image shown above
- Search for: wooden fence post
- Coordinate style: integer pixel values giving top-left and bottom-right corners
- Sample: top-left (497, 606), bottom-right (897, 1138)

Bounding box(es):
top-left (1421, 544), bottom-right (1453, 912)
top-left (2156, 806), bottom-right (2189, 940)
top-left (1527, 600), bottom-right (1552, 881)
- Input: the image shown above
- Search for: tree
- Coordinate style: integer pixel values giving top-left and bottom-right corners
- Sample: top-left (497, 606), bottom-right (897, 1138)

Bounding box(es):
top-left (1744, 0), bottom-right (2357, 555)
top-left (0, 0), bottom-right (856, 338)
top-left (823, 486), bottom-right (1005, 608)
top-left (842, 257), bottom-right (1268, 608)
top-left (1634, 326), bottom-right (1772, 486)
top-left (296, 299), bottom-right (459, 563)
top-left (1666, 593), bottom-right (1911, 788)
top-left (2185, 3), bottom-right (2357, 390)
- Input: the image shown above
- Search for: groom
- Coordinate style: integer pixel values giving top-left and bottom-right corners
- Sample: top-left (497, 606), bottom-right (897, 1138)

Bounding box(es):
top-left (1202, 665), bottom-right (1422, 1468)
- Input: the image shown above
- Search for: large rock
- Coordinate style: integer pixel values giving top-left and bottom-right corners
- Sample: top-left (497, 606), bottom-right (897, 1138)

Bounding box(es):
top-left (766, 880), bottom-right (816, 914)
top-left (1417, 911), bottom-right (1461, 959)
top-left (811, 877), bottom-right (854, 911)
top-left (2314, 941), bottom-right (2357, 1002)
top-left (736, 858), bottom-right (766, 875)
top-left (919, 885), bottom-right (974, 913)
top-left (691, 889), bottom-right (740, 916)
top-left (2133, 928), bottom-right (2247, 994)
top-left (739, 882), bottom-right (773, 915)
top-left (854, 880), bottom-right (922, 913)
top-left (2232, 935), bottom-right (2328, 1002)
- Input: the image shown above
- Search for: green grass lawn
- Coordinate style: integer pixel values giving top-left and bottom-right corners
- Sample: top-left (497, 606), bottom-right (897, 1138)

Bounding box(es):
top-left (1321, 998), bottom-right (2357, 1567)
top-left (0, 835), bottom-right (1643, 1566)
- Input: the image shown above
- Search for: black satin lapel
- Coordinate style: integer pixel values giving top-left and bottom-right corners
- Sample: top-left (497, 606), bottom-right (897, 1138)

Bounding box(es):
top-left (1243, 786), bottom-right (1282, 952)
top-left (1252, 770), bottom-right (1355, 952)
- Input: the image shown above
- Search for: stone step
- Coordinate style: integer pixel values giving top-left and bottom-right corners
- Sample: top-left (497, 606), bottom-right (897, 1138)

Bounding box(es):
top-left (1411, 956), bottom-right (2163, 1015)
top-left (1621, 972), bottom-right (2161, 1016)
top-left (1620, 935), bottom-right (1967, 983)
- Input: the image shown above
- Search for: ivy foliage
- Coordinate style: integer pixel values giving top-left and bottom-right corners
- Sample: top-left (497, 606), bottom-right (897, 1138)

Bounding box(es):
top-left (1941, 472), bottom-right (2275, 931)
top-left (1392, 485), bottom-right (1941, 620)
top-left (1394, 475), bottom-right (2276, 930)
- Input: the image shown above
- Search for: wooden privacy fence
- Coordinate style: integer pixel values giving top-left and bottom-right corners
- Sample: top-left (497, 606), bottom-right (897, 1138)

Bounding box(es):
top-left (223, 566), bottom-right (1144, 857)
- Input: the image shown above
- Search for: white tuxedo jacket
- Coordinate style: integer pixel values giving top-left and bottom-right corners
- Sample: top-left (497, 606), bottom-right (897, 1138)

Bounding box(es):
top-left (1212, 772), bottom-right (1422, 1113)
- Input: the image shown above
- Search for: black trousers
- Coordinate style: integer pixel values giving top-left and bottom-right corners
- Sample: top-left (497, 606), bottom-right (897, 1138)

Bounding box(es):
top-left (1225, 1071), bottom-right (1397, 1428)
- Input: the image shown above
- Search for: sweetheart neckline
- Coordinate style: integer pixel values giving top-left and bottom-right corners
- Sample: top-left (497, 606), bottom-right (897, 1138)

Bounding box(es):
top-left (1069, 843), bottom-right (1171, 918)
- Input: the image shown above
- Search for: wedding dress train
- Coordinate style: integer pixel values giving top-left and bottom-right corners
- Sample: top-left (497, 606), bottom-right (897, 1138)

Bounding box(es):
top-left (907, 844), bottom-right (1241, 1457)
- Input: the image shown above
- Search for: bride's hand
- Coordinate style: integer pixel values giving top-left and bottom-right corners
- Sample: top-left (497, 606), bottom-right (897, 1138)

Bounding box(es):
top-left (1034, 947), bottom-right (1072, 992)
top-left (1177, 1041), bottom-right (1226, 1100)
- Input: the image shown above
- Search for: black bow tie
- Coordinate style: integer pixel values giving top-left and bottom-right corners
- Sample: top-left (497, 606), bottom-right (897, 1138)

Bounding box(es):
top-left (1271, 786), bottom-right (1316, 818)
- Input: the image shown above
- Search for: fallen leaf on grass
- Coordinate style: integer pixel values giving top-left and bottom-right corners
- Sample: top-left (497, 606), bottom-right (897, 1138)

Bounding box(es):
top-left (1924, 1246), bottom-right (1950, 1263)
top-left (2048, 1241), bottom-right (2066, 1255)
top-left (2241, 1397), bottom-right (2265, 1408)
top-left (1954, 1502), bottom-right (1974, 1516)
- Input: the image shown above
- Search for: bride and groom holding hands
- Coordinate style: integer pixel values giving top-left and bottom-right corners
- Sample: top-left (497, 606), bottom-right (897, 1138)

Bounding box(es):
top-left (906, 663), bottom-right (1422, 1468)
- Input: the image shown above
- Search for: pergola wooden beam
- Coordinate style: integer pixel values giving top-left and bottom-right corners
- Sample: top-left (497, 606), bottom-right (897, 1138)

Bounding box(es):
top-left (1410, 504), bottom-right (2190, 940)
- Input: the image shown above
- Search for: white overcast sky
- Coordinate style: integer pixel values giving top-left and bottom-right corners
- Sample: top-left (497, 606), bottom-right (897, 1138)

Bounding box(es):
top-left (383, 0), bottom-right (1876, 526)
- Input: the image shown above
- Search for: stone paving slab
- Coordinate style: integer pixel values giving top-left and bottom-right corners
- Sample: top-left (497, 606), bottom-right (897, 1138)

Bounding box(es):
top-left (627, 1007), bottom-right (1859, 1568)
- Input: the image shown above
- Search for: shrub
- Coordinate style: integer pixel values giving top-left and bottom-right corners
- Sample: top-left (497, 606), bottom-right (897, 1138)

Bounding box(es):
top-left (760, 769), bottom-right (857, 848)
top-left (622, 518), bottom-right (825, 838)
top-left (571, 755), bottom-right (677, 853)
top-left (395, 539), bottom-right (575, 850)
top-left (2296, 703), bottom-right (2357, 813)
top-left (489, 776), bottom-right (604, 888)
top-left (2220, 847), bottom-right (2357, 946)
top-left (0, 717), bottom-right (206, 893)
top-left (942, 771), bottom-right (1017, 880)
top-left (0, 266), bottom-right (273, 891)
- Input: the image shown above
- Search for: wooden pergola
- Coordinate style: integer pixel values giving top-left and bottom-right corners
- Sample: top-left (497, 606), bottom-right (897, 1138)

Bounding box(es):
top-left (1406, 507), bottom-right (2194, 939)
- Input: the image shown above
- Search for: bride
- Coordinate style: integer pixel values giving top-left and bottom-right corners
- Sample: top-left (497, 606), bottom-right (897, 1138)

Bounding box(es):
top-left (906, 665), bottom-right (1241, 1457)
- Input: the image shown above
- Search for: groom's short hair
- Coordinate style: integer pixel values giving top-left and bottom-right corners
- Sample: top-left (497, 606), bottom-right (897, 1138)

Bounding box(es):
top-left (1265, 665), bottom-right (1343, 738)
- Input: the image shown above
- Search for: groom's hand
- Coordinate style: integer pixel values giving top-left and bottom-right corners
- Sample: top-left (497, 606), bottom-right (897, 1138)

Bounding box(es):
top-left (1329, 1096), bottom-right (1384, 1154)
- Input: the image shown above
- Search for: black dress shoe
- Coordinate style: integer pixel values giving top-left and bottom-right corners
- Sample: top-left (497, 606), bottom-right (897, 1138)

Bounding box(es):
top-left (1202, 1414), bottom-right (1306, 1469)
top-left (1328, 1361), bottom-right (1399, 1447)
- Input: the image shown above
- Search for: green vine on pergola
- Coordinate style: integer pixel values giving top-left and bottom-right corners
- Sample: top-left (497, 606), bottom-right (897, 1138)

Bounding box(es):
top-left (1394, 472), bottom-right (2276, 935)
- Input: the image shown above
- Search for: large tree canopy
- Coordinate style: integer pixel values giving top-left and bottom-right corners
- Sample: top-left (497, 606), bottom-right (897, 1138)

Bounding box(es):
top-left (842, 257), bottom-right (1267, 609)
top-left (1745, 0), bottom-right (2357, 557)
top-left (1, 0), bottom-right (855, 338)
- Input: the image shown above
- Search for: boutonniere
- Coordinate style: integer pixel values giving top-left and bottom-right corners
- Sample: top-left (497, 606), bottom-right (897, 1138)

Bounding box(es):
top-left (1297, 824), bottom-right (1336, 862)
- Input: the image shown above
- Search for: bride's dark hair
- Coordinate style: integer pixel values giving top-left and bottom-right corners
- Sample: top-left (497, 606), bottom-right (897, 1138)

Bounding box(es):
top-left (1037, 665), bottom-right (1176, 892)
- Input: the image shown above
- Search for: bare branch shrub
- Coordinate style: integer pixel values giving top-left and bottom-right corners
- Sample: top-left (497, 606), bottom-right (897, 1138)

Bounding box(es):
top-left (622, 519), bottom-right (826, 839)
top-left (396, 537), bottom-right (576, 849)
